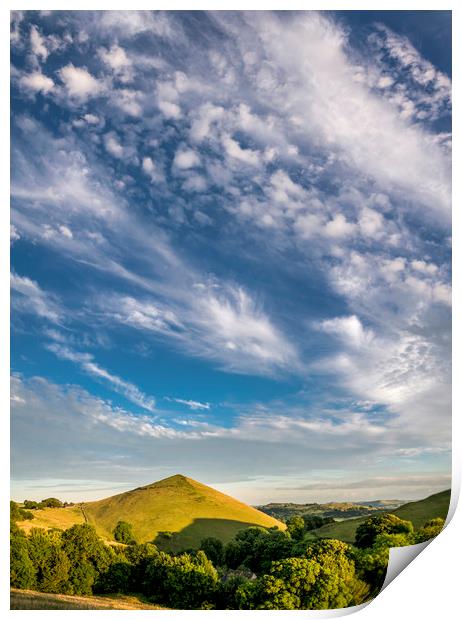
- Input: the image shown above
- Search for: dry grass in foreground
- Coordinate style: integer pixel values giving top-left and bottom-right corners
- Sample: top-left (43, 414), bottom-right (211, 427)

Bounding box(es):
top-left (10, 589), bottom-right (165, 610)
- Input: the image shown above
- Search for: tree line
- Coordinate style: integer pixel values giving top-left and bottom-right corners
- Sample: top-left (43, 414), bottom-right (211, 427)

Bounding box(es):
top-left (10, 501), bottom-right (444, 610)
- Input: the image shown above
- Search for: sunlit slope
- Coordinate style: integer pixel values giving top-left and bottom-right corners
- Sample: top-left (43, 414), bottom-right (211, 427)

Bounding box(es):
top-left (16, 505), bottom-right (85, 535)
top-left (311, 489), bottom-right (451, 544)
top-left (82, 474), bottom-right (284, 550)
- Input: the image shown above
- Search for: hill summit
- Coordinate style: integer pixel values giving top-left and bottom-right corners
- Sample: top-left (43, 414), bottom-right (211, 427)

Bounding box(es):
top-left (81, 474), bottom-right (284, 550)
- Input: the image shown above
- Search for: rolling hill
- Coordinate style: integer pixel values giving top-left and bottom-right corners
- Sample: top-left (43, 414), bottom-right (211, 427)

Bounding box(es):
top-left (309, 489), bottom-right (451, 544)
top-left (17, 475), bottom-right (284, 551)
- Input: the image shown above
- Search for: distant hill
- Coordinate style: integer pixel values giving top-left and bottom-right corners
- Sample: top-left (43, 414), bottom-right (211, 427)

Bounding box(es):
top-left (256, 499), bottom-right (406, 521)
top-left (309, 489), bottom-right (451, 544)
top-left (17, 475), bottom-right (284, 551)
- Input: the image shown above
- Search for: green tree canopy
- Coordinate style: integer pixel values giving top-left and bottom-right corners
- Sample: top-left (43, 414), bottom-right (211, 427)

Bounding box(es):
top-left (61, 524), bottom-right (115, 594)
top-left (10, 531), bottom-right (36, 590)
top-left (355, 513), bottom-right (414, 549)
top-left (200, 537), bottom-right (224, 567)
top-left (414, 518), bottom-right (445, 544)
top-left (286, 516), bottom-right (305, 540)
top-left (113, 520), bottom-right (136, 544)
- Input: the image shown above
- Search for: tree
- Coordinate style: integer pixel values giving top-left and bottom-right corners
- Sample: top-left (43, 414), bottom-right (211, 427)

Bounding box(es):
top-left (237, 539), bottom-right (370, 610)
top-left (354, 532), bottom-right (412, 590)
top-left (200, 537), bottom-right (224, 567)
top-left (302, 515), bottom-right (334, 531)
top-left (114, 520), bottom-right (136, 544)
top-left (304, 539), bottom-right (370, 608)
top-left (23, 500), bottom-right (41, 510)
top-left (286, 516), bottom-right (305, 540)
top-left (10, 531), bottom-right (36, 590)
top-left (61, 524), bottom-right (115, 594)
top-left (28, 528), bottom-right (71, 593)
top-left (11, 500), bottom-right (34, 522)
top-left (236, 557), bottom-right (320, 609)
top-left (40, 498), bottom-right (63, 508)
top-left (355, 513), bottom-right (414, 549)
top-left (96, 561), bottom-right (132, 594)
top-left (142, 549), bottom-right (219, 609)
top-left (414, 518), bottom-right (445, 543)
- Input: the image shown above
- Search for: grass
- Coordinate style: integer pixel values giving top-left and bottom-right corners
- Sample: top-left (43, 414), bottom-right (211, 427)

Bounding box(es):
top-left (310, 489), bottom-right (451, 544)
top-left (10, 589), bottom-right (165, 610)
top-left (17, 505), bottom-right (85, 535)
top-left (18, 474), bottom-right (284, 550)
top-left (392, 489), bottom-right (451, 529)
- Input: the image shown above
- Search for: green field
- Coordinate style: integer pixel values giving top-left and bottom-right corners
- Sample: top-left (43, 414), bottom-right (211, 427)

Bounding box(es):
top-left (310, 489), bottom-right (451, 544)
top-left (18, 474), bottom-right (284, 551)
top-left (10, 589), bottom-right (165, 610)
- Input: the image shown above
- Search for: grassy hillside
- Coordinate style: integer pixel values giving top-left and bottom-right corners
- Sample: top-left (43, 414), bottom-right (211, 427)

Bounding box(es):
top-left (16, 505), bottom-right (85, 535)
top-left (16, 475), bottom-right (283, 550)
top-left (10, 589), bottom-right (165, 610)
top-left (82, 474), bottom-right (284, 551)
top-left (392, 489), bottom-right (451, 529)
top-left (310, 489), bottom-right (451, 544)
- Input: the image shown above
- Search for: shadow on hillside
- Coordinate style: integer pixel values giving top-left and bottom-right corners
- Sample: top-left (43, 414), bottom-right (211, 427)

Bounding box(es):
top-left (153, 518), bottom-right (277, 552)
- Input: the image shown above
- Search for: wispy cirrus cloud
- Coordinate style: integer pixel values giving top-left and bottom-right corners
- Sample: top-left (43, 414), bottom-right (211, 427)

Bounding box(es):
top-left (47, 344), bottom-right (156, 412)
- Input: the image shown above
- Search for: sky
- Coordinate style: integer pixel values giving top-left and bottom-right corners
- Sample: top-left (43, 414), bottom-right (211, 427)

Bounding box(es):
top-left (10, 10), bottom-right (451, 505)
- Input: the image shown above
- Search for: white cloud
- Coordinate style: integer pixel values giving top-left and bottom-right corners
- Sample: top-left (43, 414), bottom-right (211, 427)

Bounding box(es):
top-left (317, 315), bottom-right (374, 349)
top-left (222, 135), bottom-right (261, 166)
top-left (324, 213), bottom-right (355, 238)
top-left (114, 89), bottom-right (142, 117)
top-left (97, 283), bottom-right (299, 376)
top-left (98, 11), bottom-right (174, 39)
top-left (98, 44), bottom-right (132, 82)
top-left (10, 225), bottom-right (21, 244)
top-left (11, 273), bottom-right (62, 323)
top-left (229, 12), bottom-right (451, 219)
top-left (173, 148), bottom-right (201, 170)
top-left (190, 103), bottom-right (225, 142)
top-left (170, 398), bottom-right (210, 411)
top-left (19, 71), bottom-right (54, 94)
top-left (59, 63), bottom-right (103, 101)
top-left (83, 113), bottom-right (100, 125)
top-left (158, 100), bottom-right (181, 119)
top-left (30, 25), bottom-right (48, 61)
top-left (103, 132), bottom-right (124, 158)
top-left (358, 207), bottom-right (384, 238)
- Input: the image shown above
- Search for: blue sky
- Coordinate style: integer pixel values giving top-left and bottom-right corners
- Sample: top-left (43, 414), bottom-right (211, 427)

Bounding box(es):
top-left (10, 10), bottom-right (451, 504)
